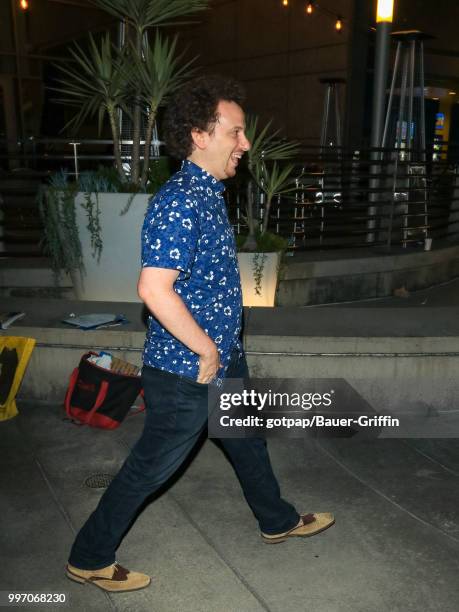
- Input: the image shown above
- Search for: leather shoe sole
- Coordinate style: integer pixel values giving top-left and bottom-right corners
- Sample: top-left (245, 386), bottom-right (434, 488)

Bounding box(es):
top-left (261, 512), bottom-right (335, 544)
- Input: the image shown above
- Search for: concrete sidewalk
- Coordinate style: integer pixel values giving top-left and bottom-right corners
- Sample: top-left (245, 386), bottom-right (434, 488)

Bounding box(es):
top-left (1, 400), bottom-right (459, 612)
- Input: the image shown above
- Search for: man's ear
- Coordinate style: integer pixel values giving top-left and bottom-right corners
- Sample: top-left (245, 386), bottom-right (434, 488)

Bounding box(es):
top-left (191, 128), bottom-right (209, 151)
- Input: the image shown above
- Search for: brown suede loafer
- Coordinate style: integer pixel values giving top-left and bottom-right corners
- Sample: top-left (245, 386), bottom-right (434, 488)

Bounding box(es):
top-left (261, 512), bottom-right (335, 544)
top-left (66, 562), bottom-right (151, 593)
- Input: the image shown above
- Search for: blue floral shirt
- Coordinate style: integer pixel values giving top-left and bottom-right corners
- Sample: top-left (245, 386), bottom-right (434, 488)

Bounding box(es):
top-left (141, 159), bottom-right (242, 383)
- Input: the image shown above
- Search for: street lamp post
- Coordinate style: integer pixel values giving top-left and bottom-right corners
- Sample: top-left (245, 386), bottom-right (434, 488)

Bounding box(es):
top-left (367, 0), bottom-right (394, 243)
top-left (371, 0), bottom-right (394, 149)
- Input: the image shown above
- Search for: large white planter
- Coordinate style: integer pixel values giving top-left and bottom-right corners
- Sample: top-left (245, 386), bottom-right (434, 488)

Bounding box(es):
top-left (237, 251), bottom-right (281, 307)
top-left (74, 192), bottom-right (150, 302)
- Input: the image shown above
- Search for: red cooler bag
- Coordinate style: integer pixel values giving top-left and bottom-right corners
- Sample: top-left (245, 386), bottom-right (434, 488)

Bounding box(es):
top-left (64, 352), bottom-right (143, 429)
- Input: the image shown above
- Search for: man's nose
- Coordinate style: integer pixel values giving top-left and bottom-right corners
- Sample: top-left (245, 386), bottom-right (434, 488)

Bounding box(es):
top-left (240, 133), bottom-right (251, 151)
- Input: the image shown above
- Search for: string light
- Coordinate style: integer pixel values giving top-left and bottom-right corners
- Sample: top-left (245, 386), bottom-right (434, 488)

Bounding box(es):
top-left (19, 0), bottom-right (29, 9)
top-left (281, 1), bottom-right (343, 32)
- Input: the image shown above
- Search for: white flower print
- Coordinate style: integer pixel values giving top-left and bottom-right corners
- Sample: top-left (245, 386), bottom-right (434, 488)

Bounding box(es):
top-left (170, 248), bottom-right (180, 260)
top-left (142, 160), bottom-right (242, 382)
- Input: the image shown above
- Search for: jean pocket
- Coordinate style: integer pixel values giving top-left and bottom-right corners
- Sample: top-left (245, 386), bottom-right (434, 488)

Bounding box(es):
top-left (178, 374), bottom-right (209, 389)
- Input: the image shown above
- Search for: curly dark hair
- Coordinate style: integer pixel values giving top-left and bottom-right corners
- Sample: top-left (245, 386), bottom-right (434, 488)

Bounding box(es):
top-left (163, 74), bottom-right (245, 159)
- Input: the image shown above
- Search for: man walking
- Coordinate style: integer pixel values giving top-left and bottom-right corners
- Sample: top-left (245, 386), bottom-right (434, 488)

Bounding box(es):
top-left (66, 75), bottom-right (334, 593)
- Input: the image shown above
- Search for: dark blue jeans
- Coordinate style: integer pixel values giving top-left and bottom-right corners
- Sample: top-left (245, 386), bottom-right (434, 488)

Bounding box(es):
top-left (69, 350), bottom-right (299, 569)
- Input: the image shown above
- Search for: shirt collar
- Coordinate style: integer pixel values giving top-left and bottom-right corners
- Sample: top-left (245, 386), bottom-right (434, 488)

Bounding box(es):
top-left (181, 159), bottom-right (225, 194)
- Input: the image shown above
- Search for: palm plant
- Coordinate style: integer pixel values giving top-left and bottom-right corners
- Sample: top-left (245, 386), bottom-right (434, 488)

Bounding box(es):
top-left (130, 33), bottom-right (195, 186)
top-left (54, 33), bottom-right (130, 180)
top-left (241, 116), bottom-right (300, 250)
top-left (52, 0), bottom-right (208, 189)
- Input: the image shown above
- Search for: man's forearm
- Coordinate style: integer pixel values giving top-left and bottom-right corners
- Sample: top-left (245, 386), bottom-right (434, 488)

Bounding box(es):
top-left (141, 286), bottom-right (216, 357)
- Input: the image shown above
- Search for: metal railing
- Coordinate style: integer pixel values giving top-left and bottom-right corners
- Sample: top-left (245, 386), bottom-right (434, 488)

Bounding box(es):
top-left (227, 143), bottom-right (459, 250)
top-left (0, 137), bottom-right (165, 178)
top-left (1, 137), bottom-right (459, 257)
top-left (0, 137), bottom-right (166, 257)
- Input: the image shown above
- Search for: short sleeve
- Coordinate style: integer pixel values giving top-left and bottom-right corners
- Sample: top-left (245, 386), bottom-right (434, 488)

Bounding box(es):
top-left (141, 193), bottom-right (199, 280)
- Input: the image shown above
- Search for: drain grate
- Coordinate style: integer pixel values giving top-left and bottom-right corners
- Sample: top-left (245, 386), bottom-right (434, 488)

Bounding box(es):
top-left (84, 473), bottom-right (115, 489)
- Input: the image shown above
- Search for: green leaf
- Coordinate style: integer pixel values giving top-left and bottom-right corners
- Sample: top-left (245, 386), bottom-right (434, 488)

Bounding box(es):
top-left (128, 32), bottom-right (197, 115)
top-left (88, 0), bottom-right (208, 31)
top-left (51, 33), bottom-right (129, 135)
top-left (246, 114), bottom-right (300, 182)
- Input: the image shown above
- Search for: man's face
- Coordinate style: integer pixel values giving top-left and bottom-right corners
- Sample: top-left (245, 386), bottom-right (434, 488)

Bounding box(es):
top-left (196, 100), bottom-right (251, 180)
